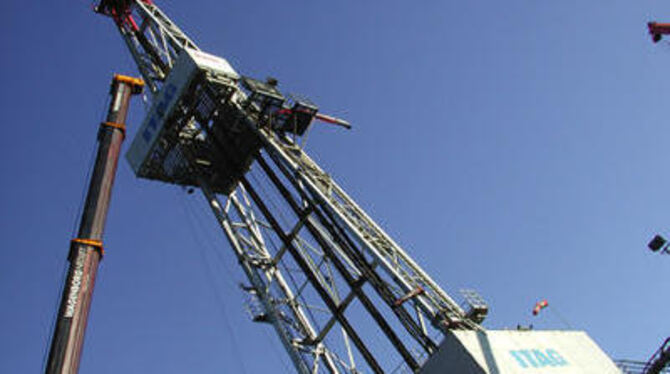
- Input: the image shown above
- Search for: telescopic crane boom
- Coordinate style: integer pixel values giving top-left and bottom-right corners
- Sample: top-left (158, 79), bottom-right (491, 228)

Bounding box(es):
top-left (45, 75), bottom-right (143, 374)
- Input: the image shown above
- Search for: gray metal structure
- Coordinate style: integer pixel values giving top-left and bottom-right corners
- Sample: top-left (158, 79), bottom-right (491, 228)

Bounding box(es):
top-left (616, 360), bottom-right (670, 374)
top-left (95, 1), bottom-right (487, 373)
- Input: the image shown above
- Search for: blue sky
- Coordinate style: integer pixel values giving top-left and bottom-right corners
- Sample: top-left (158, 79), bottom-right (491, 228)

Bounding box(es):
top-left (1, 0), bottom-right (669, 372)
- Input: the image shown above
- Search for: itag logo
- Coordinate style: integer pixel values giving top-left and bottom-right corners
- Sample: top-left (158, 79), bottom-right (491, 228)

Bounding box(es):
top-left (142, 83), bottom-right (177, 144)
top-left (509, 349), bottom-right (568, 368)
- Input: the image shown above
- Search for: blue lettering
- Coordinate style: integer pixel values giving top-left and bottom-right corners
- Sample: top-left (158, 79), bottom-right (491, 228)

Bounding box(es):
top-left (156, 101), bottom-right (167, 117)
top-left (148, 117), bottom-right (158, 130)
top-left (142, 117), bottom-right (158, 143)
top-left (546, 349), bottom-right (568, 366)
top-left (164, 83), bottom-right (176, 99)
top-left (532, 349), bottom-right (553, 367)
top-left (141, 83), bottom-right (177, 144)
top-left (518, 350), bottom-right (538, 368)
top-left (511, 349), bottom-right (569, 369)
top-left (142, 129), bottom-right (152, 142)
top-left (510, 351), bottom-right (529, 368)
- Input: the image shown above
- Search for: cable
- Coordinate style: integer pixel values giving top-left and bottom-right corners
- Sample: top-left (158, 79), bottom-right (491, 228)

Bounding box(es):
top-left (181, 189), bottom-right (238, 289)
top-left (548, 306), bottom-right (573, 330)
top-left (176, 189), bottom-right (249, 374)
top-left (260, 324), bottom-right (295, 374)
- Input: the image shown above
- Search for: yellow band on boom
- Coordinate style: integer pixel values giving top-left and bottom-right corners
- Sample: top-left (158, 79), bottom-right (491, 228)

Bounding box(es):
top-left (113, 74), bottom-right (145, 88)
top-left (71, 238), bottom-right (105, 257)
top-left (100, 121), bottom-right (126, 138)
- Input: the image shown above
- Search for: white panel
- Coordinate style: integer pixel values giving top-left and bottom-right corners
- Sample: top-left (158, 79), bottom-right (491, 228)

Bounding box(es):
top-left (420, 330), bottom-right (621, 374)
top-left (126, 51), bottom-right (197, 174)
top-left (185, 49), bottom-right (239, 79)
top-left (126, 48), bottom-right (240, 175)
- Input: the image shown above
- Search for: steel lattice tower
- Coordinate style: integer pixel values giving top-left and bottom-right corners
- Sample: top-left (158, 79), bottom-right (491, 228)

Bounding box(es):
top-left (94, 1), bottom-right (488, 373)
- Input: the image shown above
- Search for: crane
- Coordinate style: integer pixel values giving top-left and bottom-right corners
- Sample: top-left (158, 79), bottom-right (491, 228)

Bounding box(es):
top-left (93, 1), bottom-right (487, 373)
top-left (45, 74), bottom-right (144, 374)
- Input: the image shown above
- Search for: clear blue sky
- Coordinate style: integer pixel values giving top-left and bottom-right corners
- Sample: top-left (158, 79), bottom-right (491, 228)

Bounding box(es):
top-left (1, 0), bottom-right (669, 372)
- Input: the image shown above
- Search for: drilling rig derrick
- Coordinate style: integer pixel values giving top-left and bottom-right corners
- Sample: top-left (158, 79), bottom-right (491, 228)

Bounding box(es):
top-left (84, 1), bottom-right (636, 373)
top-left (95, 1), bottom-right (487, 373)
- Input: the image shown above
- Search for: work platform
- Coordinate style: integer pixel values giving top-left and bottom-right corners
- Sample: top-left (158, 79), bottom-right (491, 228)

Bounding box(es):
top-left (126, 48), bottom-right (261, 194)
top-left (125, 47), bottom-right (327, 194)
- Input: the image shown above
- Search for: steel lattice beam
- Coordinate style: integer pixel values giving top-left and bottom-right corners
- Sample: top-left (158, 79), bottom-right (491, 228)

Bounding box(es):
top-left (96, 1), bottom-right (487, 373)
